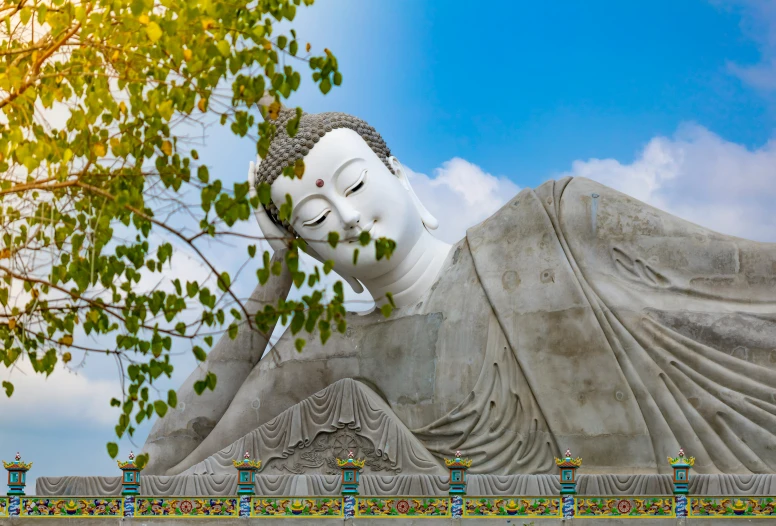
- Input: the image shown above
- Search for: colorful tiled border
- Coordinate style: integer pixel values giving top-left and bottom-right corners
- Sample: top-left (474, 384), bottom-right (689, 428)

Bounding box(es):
top-left (690, 496), bottom-right (776, 517)
top-left (463, 497), bottom-right (561, 518)
top-left (134, 497), bottom-right (238, 517)
top-left (0, 497), bottom-right (8, 517)
top-left (19, 497), bottom-right (123, 517)
top-left (356, 497), bottom-right (451, 518)
top-left (576, 496), bottom-right (675, 518)
top-left (250, 496), bottom-right (343, 517)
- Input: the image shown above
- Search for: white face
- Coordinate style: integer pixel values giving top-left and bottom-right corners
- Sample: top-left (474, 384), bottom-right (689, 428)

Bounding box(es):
top-left (270, 128), bottom-right (425, 280)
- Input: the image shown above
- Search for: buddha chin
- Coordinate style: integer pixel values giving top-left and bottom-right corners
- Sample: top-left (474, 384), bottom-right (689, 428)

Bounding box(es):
top-left (141, 106), bottom-right (776, 478)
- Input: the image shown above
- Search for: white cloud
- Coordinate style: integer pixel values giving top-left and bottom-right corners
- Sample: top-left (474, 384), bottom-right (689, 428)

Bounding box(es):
top-left (560, 123), bottom-right (776, 242)
top-left (0, 359), bottom-right (122, 428)
top-left (718, 0), bottom-right (776, 91)
top-left (406, 157), bottom-right (521, 244)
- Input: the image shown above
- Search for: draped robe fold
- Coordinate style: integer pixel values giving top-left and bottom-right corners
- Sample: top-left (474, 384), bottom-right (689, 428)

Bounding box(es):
top-left (137, 176), bottom-right (776, 477)
top-left (423, 176), bottom-right (776, 474)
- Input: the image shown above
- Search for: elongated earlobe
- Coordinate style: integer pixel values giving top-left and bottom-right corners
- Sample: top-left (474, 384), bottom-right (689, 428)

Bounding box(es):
top-left (388, 156), bottom-right (439, 231)
top-left (249, 156), bottom-right (289, 252)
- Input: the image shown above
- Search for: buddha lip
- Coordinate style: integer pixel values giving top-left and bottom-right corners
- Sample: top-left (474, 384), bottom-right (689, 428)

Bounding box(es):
top-left (345, 221), bottom-right (374, 243)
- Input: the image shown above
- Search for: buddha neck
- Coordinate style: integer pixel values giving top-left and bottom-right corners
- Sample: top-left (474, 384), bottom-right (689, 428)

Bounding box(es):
top-left (359, 231), bottom-right (452, 309)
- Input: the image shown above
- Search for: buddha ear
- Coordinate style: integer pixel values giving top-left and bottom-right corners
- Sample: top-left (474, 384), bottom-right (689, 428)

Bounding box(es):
top-left (249, 156), bottom-right (288, 253)
top-left (387, 156), bottom-right (439, 231)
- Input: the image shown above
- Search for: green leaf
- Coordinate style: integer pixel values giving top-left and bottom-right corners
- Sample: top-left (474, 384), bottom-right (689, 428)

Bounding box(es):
top-left (320, 77), bottom-right (332, 95)
top-left (135, 453), bottom-right (149, 469)
top-left (359, 231), bottom-right (371, 246)
top-left (385, 291), bottom-right (396, 308)
top-left (193, 380), bottom-right (207, 395)
top-left (228, 323), bottom-right (239, 339)
top-left (217, 271), bottom-right (231, 292)
top-left (198, 165), bottom-right (210, 183)
top-left (107, 442), bottom-right (118, 458)
top-left (217, 39), bottom-right (231, 57)
top-left (295, 338), bottom-right (306, 352)
top-left (257, 182), bottom-right (271, 205)
top-left (2, 381), bottom-right (13, 397)
top-left (328, 231), bottom-right (339, 248)
top-left (290, 312), bottom-right (304, 334)
top-left (380, 303), bottom-right (393, 318)
top-left (154, 400), bottom-right (168, 418)
top-left (248, 245), bottom-right (257, 258)
top-left (353, 248), bottom-right (359, 265)
top-left (167, 389), bottom-right (177, 408)
top-left (323, 260), bottom-right (334, 274)
top-left (192, 346), bottom-right (207, 361)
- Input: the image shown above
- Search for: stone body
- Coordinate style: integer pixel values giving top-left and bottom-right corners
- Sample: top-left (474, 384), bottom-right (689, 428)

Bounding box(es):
top-left (129, 176), bottom-right (776, 480)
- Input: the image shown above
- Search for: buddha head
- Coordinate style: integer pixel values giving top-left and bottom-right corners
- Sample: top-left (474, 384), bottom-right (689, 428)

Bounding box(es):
top-left (249, 105), bottom-right (446, 297)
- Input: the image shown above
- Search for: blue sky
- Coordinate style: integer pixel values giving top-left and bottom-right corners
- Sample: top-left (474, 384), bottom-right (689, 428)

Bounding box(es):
top-left (3, 0), bottom-right (776, 489)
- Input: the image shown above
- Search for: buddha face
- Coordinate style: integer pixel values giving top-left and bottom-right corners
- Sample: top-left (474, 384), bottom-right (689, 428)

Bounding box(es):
top-left (270, 128), bottom-right (425, 280)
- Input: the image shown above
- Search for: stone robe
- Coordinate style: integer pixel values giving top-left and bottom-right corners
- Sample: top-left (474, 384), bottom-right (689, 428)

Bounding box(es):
top-left (142, 177), bottom-right (776, 477)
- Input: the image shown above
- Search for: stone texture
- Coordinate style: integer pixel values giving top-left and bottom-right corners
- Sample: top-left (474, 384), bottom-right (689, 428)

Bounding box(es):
top-left (42, 177), bottom-right (776, 494)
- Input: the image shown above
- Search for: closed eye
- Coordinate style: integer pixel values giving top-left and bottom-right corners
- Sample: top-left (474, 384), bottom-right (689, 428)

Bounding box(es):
top-left (303, 209), bottom-right (330, 228)
top-left (345, 169), bottom-right (367, 197)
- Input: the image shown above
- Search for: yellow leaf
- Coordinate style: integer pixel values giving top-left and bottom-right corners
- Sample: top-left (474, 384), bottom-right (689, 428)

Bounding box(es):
top-left (263, 40), bottom-right (272, 50)
top-left (93, 143), bottom-right (106, 157)
top-left (183, 48), bottom-right (192, 61)
top-left (324, 48), bottom-right (332, 57)
top-left (63, 148), bottom-right (73, 162)
top-left (138, 14), bottom-right (149, 25)
top-left (294, 159), bottom-right (305, 178)
top-left (197, 98), bottom-right (207, 112)
top-left (146, 21), bottom-right (162, 43)
top-left (306, 42), bottom-right (311, 53)
top-left (88, 310), bottom-right (99, 323)
top-left (201, 18), bottom-right (215, 30)
top-left (268, 101), bottom-right (280, 120)
top-left (0, 248), bottom-right (10, 259)
top-left (60, 335), bottom-right (73, 347)
top-left (111, 50), bottom-right (119, 61)
top-left (31, 289), bottom-right (39, 299)
top-left (119, 101), bottom-right (127, 114)
top-left (239, 85), bottom-right (245, 94)
top-left (110, 137), bottom-right (120, 150)
top-left (161, 140), bottom-right (172, 156)
top-left (8, 318), bottom-right (16, 330)
top-left (62, 352), bottom-right (72, 363)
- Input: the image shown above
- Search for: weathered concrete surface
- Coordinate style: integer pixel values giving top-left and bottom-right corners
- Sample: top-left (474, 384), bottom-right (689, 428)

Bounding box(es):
top-left (129, 176), bottom-right (776, 481)
top-left (142, 250), bottom-right (293, 476)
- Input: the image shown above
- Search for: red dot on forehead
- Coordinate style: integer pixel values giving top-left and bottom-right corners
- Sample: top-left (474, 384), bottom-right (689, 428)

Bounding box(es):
top-left (315, 179), bottom-right (324, 188)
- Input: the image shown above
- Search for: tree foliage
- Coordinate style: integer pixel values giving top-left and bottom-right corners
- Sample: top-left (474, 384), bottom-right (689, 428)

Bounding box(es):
top-left (0, 0), bottom-right (394, 465)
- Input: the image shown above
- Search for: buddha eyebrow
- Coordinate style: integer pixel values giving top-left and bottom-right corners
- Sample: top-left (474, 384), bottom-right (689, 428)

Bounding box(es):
top-left (332, 158), bottom-right (363, 187)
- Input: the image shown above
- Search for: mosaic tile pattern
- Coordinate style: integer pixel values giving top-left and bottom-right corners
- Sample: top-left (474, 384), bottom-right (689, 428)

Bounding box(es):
top-left (463, 497), bottom-right (561, 518)
top-left (576, 496), bottom-right (674, 518)
top-left (0, 497), bottom-right (8, 517)
top-left (690, 496), bottom-right (776, 517)
top-left (134, 497), bottom-right (238, 517)
top-left (356, 497), bottom-right (451, 517)
top-left (20, 497), bottom-right (123, 517)
top-left (251, 497), bottom-right (343, 517)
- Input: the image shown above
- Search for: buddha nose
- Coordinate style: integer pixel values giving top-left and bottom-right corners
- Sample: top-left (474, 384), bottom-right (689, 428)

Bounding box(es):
top-left (337, 201), bottom-right (361, 229)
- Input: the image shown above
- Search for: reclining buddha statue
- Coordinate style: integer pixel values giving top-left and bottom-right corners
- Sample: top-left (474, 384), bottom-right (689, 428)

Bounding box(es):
top-left (140, 105), bottom-right (776, 479)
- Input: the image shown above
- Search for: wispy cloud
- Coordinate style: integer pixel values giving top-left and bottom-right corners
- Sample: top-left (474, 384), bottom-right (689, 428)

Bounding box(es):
top-left (718, 0), bottom-right (776, 91)
top-left (561, 123), bottom-right (776, 242)
top-left (406, 157), bottom-right (521, 244)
